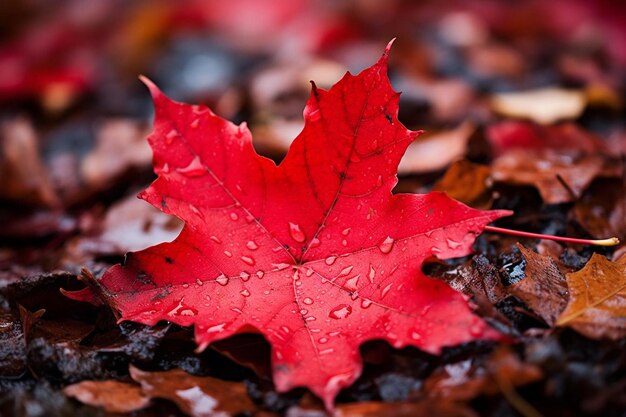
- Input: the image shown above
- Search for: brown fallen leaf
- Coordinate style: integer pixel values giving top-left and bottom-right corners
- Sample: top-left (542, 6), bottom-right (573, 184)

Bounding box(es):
top-left (81, 119), bottom-right (152, 190)
top-left (335, 400), bottom-right (478, 417)
top-left (556, 253), bottom-right (626, 340)
top-left (398, 122), bottom-right (474, 174)
top-left (507, 244), bottom-right (568, 326)
top-left (574, 179), bottom-right (626, 242)
top-left (423, 346), bottom-right (542, 404)
top-left (492, 150), bottom-right (618, 204)
top-left (129, 365), bottom-right (256, 417)
top-left (448, 255), bottom-right (506, 305)
top-left (63, 380), bottom-right (149, 413)
top-left (432, 160), bottom-right (492, 209)
top-left (17, 305), bottom-right (45, 343)
top-left (490, 87), bottom-right (586, 125)
top-left (63, 193), bottom-right (183, 264)
top-left (0, 117), bottom-right (58, 207)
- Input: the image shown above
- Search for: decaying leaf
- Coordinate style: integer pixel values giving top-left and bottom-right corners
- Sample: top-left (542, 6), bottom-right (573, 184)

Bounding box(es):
top-left (335, 400), bottom-right (479, 417)
top-left (423, 346), bottom-right (542, 402)
top-left (574, 179), bottom-right (626, 242)
top-left (0, 118), bottom-right (58, 207)
top-left (130, 365), bottom-right (256, 416)
top-left (63, 380), bottom-right (150, 413)
top-left (556, 253), bottom-right (626, 340)
top-left (492, 150), bottom-right (618, 204)
top-left (507, 244), bottom-right (568, 326)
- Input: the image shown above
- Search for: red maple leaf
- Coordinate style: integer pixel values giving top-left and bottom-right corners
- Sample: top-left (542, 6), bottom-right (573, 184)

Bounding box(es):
top-left (68, 42), bottom-right (510, 409)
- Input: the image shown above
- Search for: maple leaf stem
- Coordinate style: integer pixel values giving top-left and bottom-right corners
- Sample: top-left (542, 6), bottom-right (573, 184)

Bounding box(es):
top-left (483, 226), bottom-right (620, 246)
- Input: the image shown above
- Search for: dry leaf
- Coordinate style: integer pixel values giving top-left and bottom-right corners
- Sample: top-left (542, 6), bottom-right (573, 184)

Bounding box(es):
top-left (81, 119), bottom-right (152, 189)
top-left (490, 88), bottom-right (586, 125)
top-left (423, 346), bottom-right (542, 402)
top-left (64, 380), bottom-right (149, 413)
top-left (492, 150), bottom-right (616, 204)
top-left (0, 118), bottom-right (58, 207)
top-left (556, 254), bottom-right (626, 340)
top-left (130, 365), bottom-right (256, 416)
top-left (335, 400), bottom-right (478, 417)
top-left (508, 244), bottom-right (568, 326)
top-left (432, 160), bottom-right (492, 209)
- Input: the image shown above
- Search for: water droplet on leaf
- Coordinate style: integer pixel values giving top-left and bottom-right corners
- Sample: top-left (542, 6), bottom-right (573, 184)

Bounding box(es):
top-left (329, 304), bottom-right (352, 319)
top-left (378, 236), bottom-right (394, 254)
top-left (289, 222), bottom-right (306, 242)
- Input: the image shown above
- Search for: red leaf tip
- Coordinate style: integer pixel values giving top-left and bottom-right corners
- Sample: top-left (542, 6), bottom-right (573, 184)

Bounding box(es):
top-left (138, 75), bottom-right (162, 100)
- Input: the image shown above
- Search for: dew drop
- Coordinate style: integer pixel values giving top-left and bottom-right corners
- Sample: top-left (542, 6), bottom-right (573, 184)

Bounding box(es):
top-left (246, 240), bottom-right (258, 250)
top-left (210, 235), bottom-right (221, 244)
top-left (329, 304), bottom-right (353, 320)
top-left (223, 250), bottom-right (232, 257)
top-left (361, 299), bottom-right (373, 309)
top-left (325, 256), bottom-right (337, 265)
top-left (300, 309), bottom-right (308, 315)
top-left (159, 163), bottom-right (170, 173)
top-left (411, 331), bottom-right (422, 341)
top-left (305, 316), bottom-right (316, 321)
top-left (263, 290), bottom-right (270, 295)
top-left (469, 320), bottom-right (484, 336)
top-left (240, 289), bottom-right (250, 297)
top-left (216, 274), bottom-right (229, 286)
top-left (305, 268), bottom-right (314, 277)
top-left (207, 323), bottom-right (226, 333)
top-left (446, 238), bottom-right (463, 249)
top-left (281, 326), bottom-right (290, 334)
top-left (345, 275), bottom-right (360, 291)
top-left (165, 129), bottom-right (178, 144)
top-left (240, 272), bottom-right (251, 281)
top-left (338, 265), bottom-right (354, 277)
top-left (180, 308), bottom-right (197, 316)
top-left (308, 108), bottom-right (321, 122)
top-left (381, 283), bottom-right (393, 299)
top-left (231, 307), bottom-right (243, 314)
top-left (289, 222), bottom-right (306, 242)
top-left (319, 337), bottom-right (329, 344)
top-left (309, 237), bottom-right (321, 248)
top-left (378, 236), bottom-right (394, 254)
top-left (342, 228), bottom-right (351, 236)
top-left (241, 256), bottom-right (255, 266)
top-left (230, 212), bottom-right (239, 221)
top-left (196, 278), bottom-right (203, 286)
top-left (342, 239), bottom-right (348, 246)
top-left (190, 205), bottom-right (203, 219)
top-left (303, 297), bottom-right (314, 305)
top-left (368, 265), bottom-right (376, 282)
top-left (431, 246), bottom-right (442, 254)
top-left (177, 156), bottom-right (206, 177)
top-left (256, 271), bottom-right (265, 279)
top-left (190, 118), bottom-right (200, 128)
top-left (320, 348), bottom-right (334, 355)
top-left (272, 263), bottom-right (291, 271)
